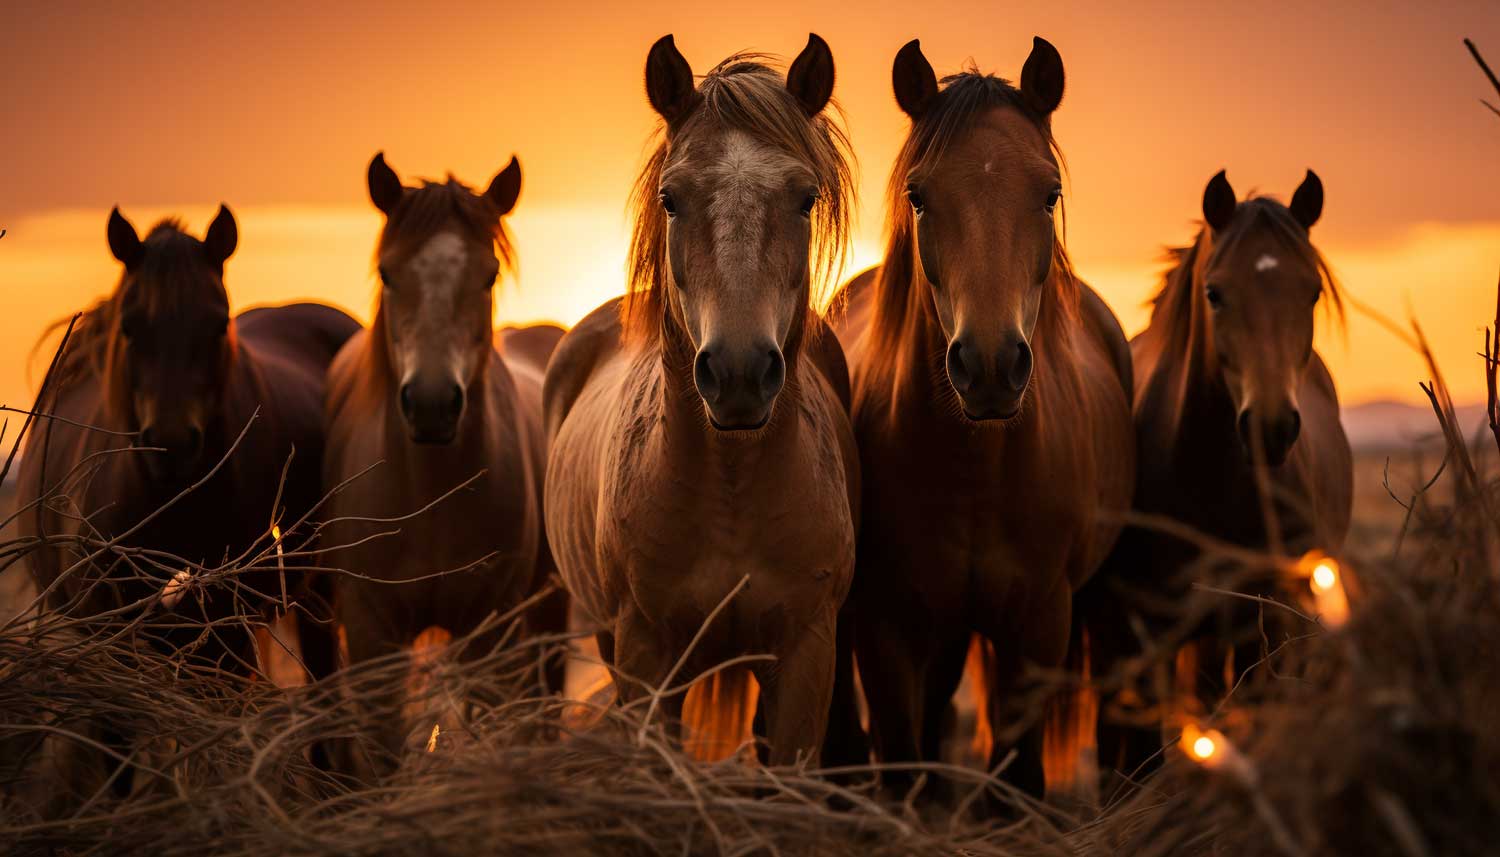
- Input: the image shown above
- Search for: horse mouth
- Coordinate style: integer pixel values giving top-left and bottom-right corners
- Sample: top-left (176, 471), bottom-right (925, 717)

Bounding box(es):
top-left (708, 413), bottom-right (772, 433)
top-left (961, 404), bottom-right (1022, 423)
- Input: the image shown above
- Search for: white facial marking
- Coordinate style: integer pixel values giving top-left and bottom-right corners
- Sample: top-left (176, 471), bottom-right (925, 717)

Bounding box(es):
top-left (409, 232), bottom-right (467, 301)
top-left (1255, 254), bottom-right (1280, 272)
top-left (983, 160), bottom-right (994, 173)
top-left (706, 130), bottom-right (801, 284)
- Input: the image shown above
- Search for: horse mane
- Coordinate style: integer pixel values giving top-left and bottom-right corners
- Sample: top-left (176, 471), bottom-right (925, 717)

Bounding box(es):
top-left (622, 53), bottom-right (855, 344)
top-left (35, 220), bottom-right (232, 422)
top-left (1142, 196), bottom-right (1345, 432)
top-left (860, 67), bottom-right (1079, 411)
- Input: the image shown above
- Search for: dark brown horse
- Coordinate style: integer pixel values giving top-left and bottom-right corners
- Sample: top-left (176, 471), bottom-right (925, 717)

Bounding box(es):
top-left (1074, 170), bottom-right (1353, 778)
top-left (544, 35), bottom-right (859, 765)
top-left (320, 153), bottom-right (564, 768)
top-left (825, 38), bottom-right (1135, 795)
top-left (17, 206), bottom-right (359, 676)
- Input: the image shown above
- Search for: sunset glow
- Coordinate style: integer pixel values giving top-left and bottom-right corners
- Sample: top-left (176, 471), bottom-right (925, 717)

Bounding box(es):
top-left (2, 3), bottom-right (1496, 413)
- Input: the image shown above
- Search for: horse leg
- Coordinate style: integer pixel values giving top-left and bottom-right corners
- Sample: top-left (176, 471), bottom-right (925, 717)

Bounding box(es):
top-left (820, 598), bottom-right (870, 769)
top-left (984, 577), bottom-right (1071, 801)
top-left (855, 604), bottom-right (929, 795)
top-left (338, 587), bottom-right (407, 779)
top-left (755, 617), bottom-right (836, 767)
top-left (611, 612), bottom-right (686, 744)
top-left (920, 631), bottom-right (971, 764)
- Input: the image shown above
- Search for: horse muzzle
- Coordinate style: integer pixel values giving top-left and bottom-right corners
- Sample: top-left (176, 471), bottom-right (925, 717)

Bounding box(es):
top-left (694, 342), bottom-right (785, 432)
top-left (399, 376), bottom-right (465, 445)
top-left (947, 333), bottom-right (1032, 421)
top-left (1238, 408), bottom-right (1301, 467)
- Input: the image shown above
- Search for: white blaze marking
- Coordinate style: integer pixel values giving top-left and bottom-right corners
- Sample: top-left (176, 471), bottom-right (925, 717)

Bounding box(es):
top-left (1254, 254), bottom-right (1279, 272)
top-left (409, 232), bottom-right (468, 297)
top-left (707, 130), bottom-right (801, 283)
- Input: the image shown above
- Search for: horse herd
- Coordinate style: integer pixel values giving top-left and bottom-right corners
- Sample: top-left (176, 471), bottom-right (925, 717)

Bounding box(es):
top-left (15, 32), bottom-right (1353, 796)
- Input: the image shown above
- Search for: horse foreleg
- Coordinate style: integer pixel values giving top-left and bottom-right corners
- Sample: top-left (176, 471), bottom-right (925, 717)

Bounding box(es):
top-left (755, 617), bottom-right (836, 767)
top-left (854, 606), bottom-right (928, 793)
top-left (820, 599), bottom-right (870, 769)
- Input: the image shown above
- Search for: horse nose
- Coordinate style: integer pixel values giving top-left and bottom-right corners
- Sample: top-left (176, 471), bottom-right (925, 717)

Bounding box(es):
top-left (1238, 408), bottom-right (1301, 465)
top-left (694, 343), bottom-right (784, 430)
top-left (141, 424), bottom-right (203, 458)
top-left (946, 333), bottom-right (1031, 419)
top-left (399, 377), bottom-right (465, 444)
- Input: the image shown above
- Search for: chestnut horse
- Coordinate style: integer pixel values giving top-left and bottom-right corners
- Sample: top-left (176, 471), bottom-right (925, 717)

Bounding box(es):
top-left (1074, 170), bottom-right (1352, 778)
top-left (18, 207), bottom-right (358, 675)
top-left (825, 38), bottom-right (1134, 794)
top-left (321, 154), bottom-right (564, 766)
top-left (544, 35), bottom-right (859, 765)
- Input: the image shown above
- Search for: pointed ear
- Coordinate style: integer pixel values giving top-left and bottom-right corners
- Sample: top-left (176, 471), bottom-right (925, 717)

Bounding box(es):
top-left (1020, 36), bottom-right (1065, 116)
top-left (486, 156), bottom-right (522, 216)
top-left (645, 34), bottom-right (700, 124)
top-left (1289, 169), bottom-right (1323, 230)
top-left (892, 39), bottom-right (938, 119)
top-left (107, 207), bottom-right (143, 269)
top-left (368, 152), bottom-right (404, 215)
top-left (203, 204), bottom-right (238, 267)
top-left (787, 33), bottom-right (835, 117)
top-left (1202, 170), bottom-right (1238, 232)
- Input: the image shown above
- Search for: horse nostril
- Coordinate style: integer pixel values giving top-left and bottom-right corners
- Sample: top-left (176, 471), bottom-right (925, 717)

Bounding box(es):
top-left (694, 350), bottom-right (723, 404)
top-left (1237, 410), bottom-right (1252, 443)
top-left (140, 427), bottom-right (159, 449)
top-left (946, 340), bottom-right (972, 393)
top-left (399, 384), bottom-right (415, 418)
top-left (185, 426), bottom-right (203, 454)
top-left (1287, 410), bottom-right (1302, 446)
top-left (446, 384), bottom-right (464, 419)
top-left (1007, 340), bottom-right (1033, 391)
top-left (760, 349), bottom-right (785, 400)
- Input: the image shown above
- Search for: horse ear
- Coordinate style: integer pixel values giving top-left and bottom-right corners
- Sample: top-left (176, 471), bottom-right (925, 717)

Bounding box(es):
top-left (486, 156), bottom-right (522, 217)
top-left (107, 207), bottom-right (142, 269)
top-left (1020, 36), bottom-right (1065, 116)
top-left (1289, 169), bottom-right (1323, 230)
top-left (368, 152), bottom-right (404, 215)
top-left (786, 33), bottom-right (835, 117)
top-left (203, 205), bottom-right (238, 267)
top-left (892, 39), bottom-right (938, 119)
top-left (645, 34), bottom-right (700, 124)
top-left (1202, 170), bottom-right (1238, 232)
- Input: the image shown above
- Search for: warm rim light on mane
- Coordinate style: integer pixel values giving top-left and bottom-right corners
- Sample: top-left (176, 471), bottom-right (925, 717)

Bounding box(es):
top-left (1146, 196), bottom-right (1345, 359)
top-left (622, 53), bottom-right (855, 343)
top-left (375, 178), bottom-right (516, 275)
top-left (1143, 196), bottom-right (1345, 433)
top-left (861, 68), bottom-right (1079, 408)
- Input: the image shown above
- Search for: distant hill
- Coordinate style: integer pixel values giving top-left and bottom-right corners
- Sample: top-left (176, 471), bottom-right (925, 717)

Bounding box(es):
top-left (1342, 399), bottom-right (1489, 452)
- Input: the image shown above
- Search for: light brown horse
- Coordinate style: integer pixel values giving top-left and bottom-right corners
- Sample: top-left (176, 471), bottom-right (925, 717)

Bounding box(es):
top-left (321, 153), bottom-right (564, 767)
top-left (825, 38), bottom-right (1134, 795)
top-left (18, 207), bottom-right (358, 677)
top-left (1074, 170), bottom-right (1353, 778)
top-left (544, 35), bottom-right (859, 765)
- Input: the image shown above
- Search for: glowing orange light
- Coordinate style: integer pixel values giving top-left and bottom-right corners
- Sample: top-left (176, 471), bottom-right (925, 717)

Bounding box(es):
top-left (1297, 551), bottom-right (1351, 629)
top-left (1191, 734), bottom-right (1217, 761)
top-left (426, 723), bottom-right (441, 753)
top-left (1311, 560), bottom-right (1337, 591)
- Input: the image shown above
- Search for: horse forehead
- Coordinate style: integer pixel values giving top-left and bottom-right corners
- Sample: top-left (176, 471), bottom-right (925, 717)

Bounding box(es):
top-left (703, 130), bottom-right (806, 193)
top-left (406, 231), bottom-right (469, 283)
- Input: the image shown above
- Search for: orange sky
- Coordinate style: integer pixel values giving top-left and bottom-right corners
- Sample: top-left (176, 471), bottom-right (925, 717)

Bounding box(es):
top-left (2, 2), bottom-right (1497, 409)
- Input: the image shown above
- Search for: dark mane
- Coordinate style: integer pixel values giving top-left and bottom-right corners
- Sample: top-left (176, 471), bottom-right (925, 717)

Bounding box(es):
top-left (861, 68), bottom-right (1078, 408)
top-left (623, 53), bottom-right (855, 343)
top-left (39, 219), bottom-right (228, 413)
top-left (1142, 196), bottom-right (1345, 432)
top-left (1147, 197), bottom-right (1344, 355)
top-left (375, 178), bottom-right (516, 273)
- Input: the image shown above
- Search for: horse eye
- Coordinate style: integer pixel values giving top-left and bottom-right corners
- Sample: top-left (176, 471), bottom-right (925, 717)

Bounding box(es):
top-left (1206, 286), bottom-right (1225, 310)
top-left (799, 192), bottom-right (818, 218)
top-left (378, 266), bottom-right (392, 287)
top-left (906, 184), bottom-right (925, 215)
top-left (1045, 187), bottom-right (1062, 213)
top-left (659, 191), bottom-right (677, 217)
top-left (119, 316), bottom-right (140, 342)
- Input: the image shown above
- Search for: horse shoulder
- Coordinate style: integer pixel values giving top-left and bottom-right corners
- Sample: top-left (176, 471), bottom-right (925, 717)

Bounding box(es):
top-left (543, 297), bottom-right (624, 443)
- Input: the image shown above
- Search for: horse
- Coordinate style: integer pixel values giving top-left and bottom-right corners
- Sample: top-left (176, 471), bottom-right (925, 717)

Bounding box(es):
top-left (320, 153), bottom-right (565, 769)
top-left (1073, 170), bottom-right (1353, 780)
top-left (14, 209), bottom-right (358, 797)
top-left (824, 37), bottom-right (1135, 796)
top-left (543, 34), bottom-right (859, 765)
